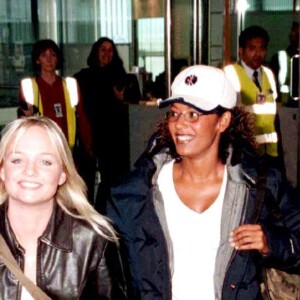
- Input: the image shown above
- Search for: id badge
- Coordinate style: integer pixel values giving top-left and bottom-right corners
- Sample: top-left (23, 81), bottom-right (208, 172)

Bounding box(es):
top-left (54, 103), bottom-right (63, 118)
top-left (256, 92), bottom-right (266, 104)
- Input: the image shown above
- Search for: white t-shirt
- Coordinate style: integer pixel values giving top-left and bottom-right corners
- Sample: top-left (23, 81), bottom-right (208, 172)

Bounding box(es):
top-left (21, 287), bottom-right (34, 300)
top-left (21, 254), bottom-right (36, 300)
top-left (157, 160), bottom-right (227, 300)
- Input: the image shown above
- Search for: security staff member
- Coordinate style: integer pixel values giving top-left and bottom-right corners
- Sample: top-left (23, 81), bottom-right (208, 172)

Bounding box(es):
top-left (224, 26), bottom-right (281, 169)
top-left (19, 39), bottom-right (92, 153)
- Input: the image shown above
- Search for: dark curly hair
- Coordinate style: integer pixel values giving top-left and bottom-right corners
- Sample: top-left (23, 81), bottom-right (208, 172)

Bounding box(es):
top-left (32, 39), bottom-right (63, 71)
top-left (155, 105), bottom-right (257, 165)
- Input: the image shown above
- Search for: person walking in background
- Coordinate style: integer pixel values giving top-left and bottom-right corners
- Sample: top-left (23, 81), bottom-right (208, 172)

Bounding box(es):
top-left (107, 65), bottom-right (300, 299)
top-left (18, 39), bottom-right (92, 155)
top-left (0, 116), bottom-right (126, 299)
top-left (224, 26), bottom-right (284, 172)
top-left (74, 37), bottom-right (130, 210)
top-left (270, 21), bottom-right (299, 107)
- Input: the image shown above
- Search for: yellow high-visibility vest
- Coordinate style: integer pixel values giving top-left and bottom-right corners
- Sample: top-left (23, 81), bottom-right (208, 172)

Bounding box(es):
top-left (224, 64), bottom-right (278, 157)
top-left (21, 77), bottom-right (78, 149)
top-left (277, 50), bottom-right (291, 105)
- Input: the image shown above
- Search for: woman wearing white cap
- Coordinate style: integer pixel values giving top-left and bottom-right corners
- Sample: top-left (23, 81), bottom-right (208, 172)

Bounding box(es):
top-left (107, 65), bottom-right (300, 299)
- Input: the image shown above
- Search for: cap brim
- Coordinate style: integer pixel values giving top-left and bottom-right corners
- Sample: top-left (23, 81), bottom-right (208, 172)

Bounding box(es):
top-left (157, 97), bottom-right (216, 113)
top-left (157, 97), bottom-right (185, 108)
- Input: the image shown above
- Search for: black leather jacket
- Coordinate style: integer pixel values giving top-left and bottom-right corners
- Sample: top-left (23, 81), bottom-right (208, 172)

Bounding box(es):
top-left (0, 203), bottom-right (127, 299)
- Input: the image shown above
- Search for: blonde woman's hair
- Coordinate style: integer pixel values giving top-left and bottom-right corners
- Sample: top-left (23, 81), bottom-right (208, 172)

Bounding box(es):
top-left (0, 116), bottom-right (117, 242)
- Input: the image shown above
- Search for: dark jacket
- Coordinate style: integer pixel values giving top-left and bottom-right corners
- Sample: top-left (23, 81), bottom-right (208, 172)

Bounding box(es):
top-left (74, 65), bottom-right (127, 137)
top-left (0, 203), bottom-right (127, 300)
top-left (74, 66), bottom-right (130, 211)
top-left (107, 138), bottom-right (300, 300)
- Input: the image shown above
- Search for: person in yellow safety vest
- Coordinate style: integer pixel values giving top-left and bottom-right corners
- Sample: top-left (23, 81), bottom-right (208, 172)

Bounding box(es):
top-left (18, 39), bottom-right (93, 156)
top-left (270, 21), bottom-right (299, 107)
top-left (224, 26), bottom-right (284, 171)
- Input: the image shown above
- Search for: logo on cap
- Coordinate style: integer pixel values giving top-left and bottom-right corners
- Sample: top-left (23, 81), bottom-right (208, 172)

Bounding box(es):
top-left (185, 75), bottom-right (197, 86)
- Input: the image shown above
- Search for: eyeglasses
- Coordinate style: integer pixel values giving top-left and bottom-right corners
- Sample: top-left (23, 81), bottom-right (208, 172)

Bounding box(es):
top-left (165, 110), bottom-right (206, 123)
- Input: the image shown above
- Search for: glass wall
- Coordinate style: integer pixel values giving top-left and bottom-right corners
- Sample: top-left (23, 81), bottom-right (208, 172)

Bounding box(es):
top-left (0, 0), bottom-right (32, 107)
top-left (0, 0), bottom-right (298, 107)
top-left (0, 0), bottom-right (133, 108)
top-left (61, 0), bottom-right (132, 75)
top-left (0, 0), bottom-right (212, 106)
top-left (137, 17), bottom-right (164, 81)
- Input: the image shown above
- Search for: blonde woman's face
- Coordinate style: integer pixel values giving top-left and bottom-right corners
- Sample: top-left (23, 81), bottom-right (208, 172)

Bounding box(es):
top-left (98, 41), bottom-right (114, 67)
top-left (0, 126), bottom-right (66, 207)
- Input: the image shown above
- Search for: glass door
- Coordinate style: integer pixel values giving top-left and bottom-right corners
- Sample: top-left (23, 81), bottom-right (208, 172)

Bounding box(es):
top-left (133, 0), bottom-right (207, 101)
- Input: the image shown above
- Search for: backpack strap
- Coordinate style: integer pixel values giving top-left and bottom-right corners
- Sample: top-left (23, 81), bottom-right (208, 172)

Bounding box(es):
top-left (0, 234), bottom-right (51, 300)
top-left (250, 162), bottom-right (268, 224)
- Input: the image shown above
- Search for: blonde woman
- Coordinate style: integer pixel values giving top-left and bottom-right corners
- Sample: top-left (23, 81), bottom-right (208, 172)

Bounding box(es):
top-left (0, 116), bottom-right (126, 299)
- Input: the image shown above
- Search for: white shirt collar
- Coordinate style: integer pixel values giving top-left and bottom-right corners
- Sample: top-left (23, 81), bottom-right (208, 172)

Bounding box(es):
top-left (241, 60), bottom-right (262, 81)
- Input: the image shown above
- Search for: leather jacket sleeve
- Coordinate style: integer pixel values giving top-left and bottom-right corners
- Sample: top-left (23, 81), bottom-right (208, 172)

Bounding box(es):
top-left (81, 241), bottom-right (128, 300)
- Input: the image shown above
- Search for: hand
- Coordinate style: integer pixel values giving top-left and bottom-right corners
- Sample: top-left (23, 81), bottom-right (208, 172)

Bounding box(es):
top-left (113, 85), bottom-right (125, 101)
top-left (22, 109), bottom-right (34, 117)
top-left (17, 103), bottom-right (34, 117)
top-left (229, 224), bottom-right (269, 254)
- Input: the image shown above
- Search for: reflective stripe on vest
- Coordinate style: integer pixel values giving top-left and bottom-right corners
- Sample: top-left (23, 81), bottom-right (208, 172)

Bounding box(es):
top-left (65, 77), bottom-right (78, 107)
top-left (278, 50), bottom-right (288, 88)
top-left (62, 77), bottom-right (77, 148)
top-left (21, 78), bottom-right (34, 105)
top-left (243, 102), bottom-right (276, 115)
top-left (256, 132), bottom-right (278, 144)
top-left (21, 77), bottom-right (78, 149)
top-left (224, 65), bottom-right (241, 92)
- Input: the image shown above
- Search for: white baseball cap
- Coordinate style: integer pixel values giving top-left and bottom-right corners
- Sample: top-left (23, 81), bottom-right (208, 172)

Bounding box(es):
top-left (158, 65), bottom-right (237, 112)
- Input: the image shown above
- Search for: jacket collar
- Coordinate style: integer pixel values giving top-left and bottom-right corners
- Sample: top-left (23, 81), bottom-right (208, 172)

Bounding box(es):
top-left (226, 146), bottom-right (256, 187)
top-left (0, 202), bottom-right (73, 254)
top-left (149, 145), bottom-right (256, 188)
top-left (40, 202), bottom-right (73, 252)
top-left (0, 203), bottom-right (21, 255)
